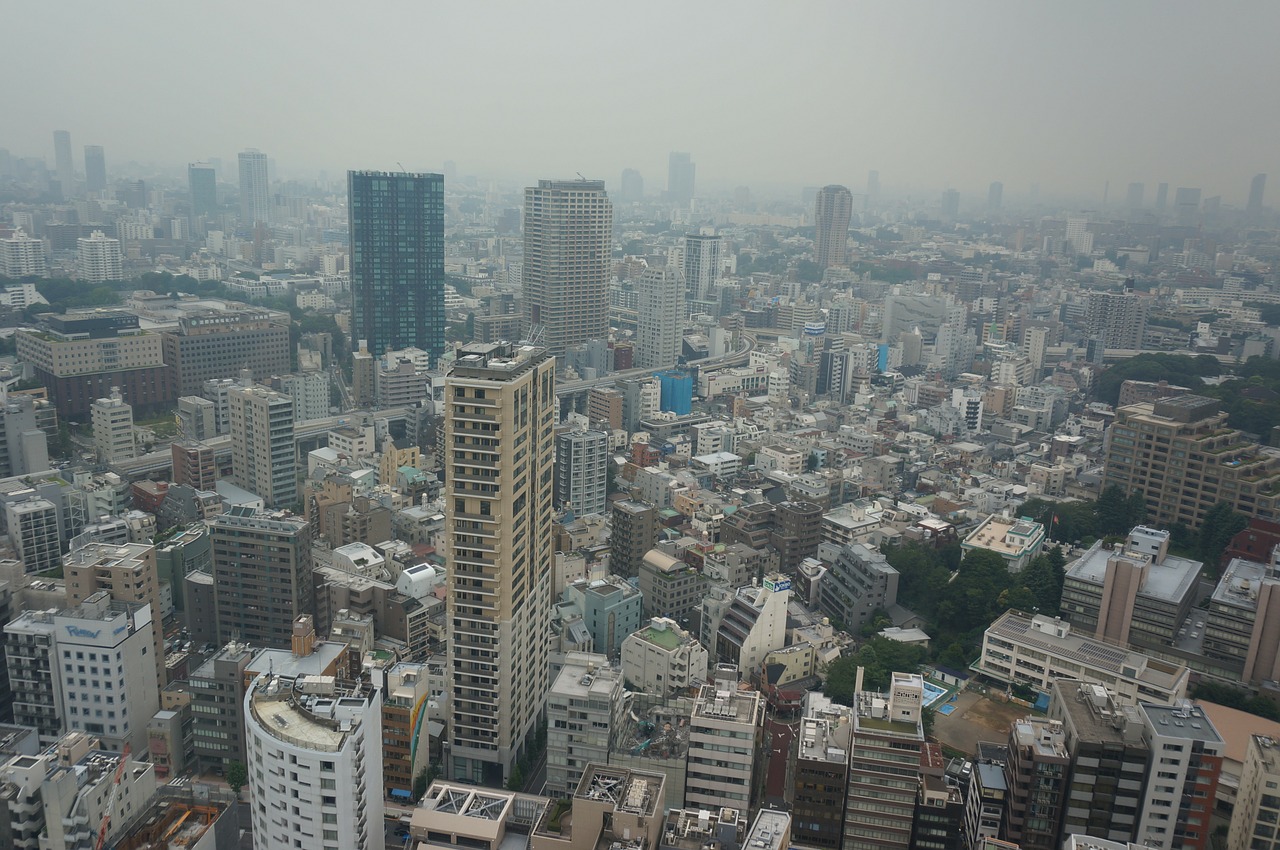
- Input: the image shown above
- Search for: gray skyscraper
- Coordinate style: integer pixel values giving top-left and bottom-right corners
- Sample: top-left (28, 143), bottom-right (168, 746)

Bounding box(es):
top-left (189, 162), bottom-right (217, 219)
top-left (1126, 182), bottom-right (1145, 209)
top-left (83, 145), bottom-right (106, 194)
top-left (620, 168), bottom-right (644, 202)
top-left (667, 152), bottom-right (696, 202)
top-left (210, 506), bottom-right (313, 649)
top-left (941, 189), bottom-right (961, 220)
top-left (237, 148), bottom-right (270, 224)
top-left (867, 170), bottom-right (881, 205)
top-left (1155, 182), bottom-right (1169, 210)
top-left (1247, 173), bottom-right (1267, 218)
top-left (53, 130), bottom-right (74, 197)
top-left (683, 231), bottom-right (721, 303)
top-left (522, 179), bottom-right (612, 357)
top-left (1174, 187), bottom-right (1201, 227)
top-left (814, 185), bottom-right (854, 269)
top-left (636, 267), bottom-right (682, 369)
top-left (987, 181), bottom-right (1003, 211)
top-left (348, 170), bottom-right (446, 359)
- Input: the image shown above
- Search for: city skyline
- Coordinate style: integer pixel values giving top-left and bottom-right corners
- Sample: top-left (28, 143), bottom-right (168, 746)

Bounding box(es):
top-left (3, 3), bottom-right (1279, 202)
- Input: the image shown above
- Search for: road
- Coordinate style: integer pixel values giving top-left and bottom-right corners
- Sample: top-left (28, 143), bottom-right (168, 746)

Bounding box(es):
top-left (555, 331), bottom-right (757, 397)
top-left (762, 717), bottom-right (796, 808)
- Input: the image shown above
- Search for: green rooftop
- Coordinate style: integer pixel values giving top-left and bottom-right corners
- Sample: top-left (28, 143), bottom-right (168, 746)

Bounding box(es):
top-left (638, 624), bottom-right (684, 650)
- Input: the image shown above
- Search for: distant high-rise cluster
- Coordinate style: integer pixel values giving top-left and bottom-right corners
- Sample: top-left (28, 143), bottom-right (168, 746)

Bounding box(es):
top-left (237, 148), bottom-right (270, 224)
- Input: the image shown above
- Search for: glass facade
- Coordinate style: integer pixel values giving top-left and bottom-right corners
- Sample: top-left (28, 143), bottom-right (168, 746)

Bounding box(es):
top-left (348, 171), bottom-right (446, 360)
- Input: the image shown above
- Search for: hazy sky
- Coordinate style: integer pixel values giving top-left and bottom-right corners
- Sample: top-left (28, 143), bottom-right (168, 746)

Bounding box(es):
top-left (5, 1), bottom-right (1279, 203)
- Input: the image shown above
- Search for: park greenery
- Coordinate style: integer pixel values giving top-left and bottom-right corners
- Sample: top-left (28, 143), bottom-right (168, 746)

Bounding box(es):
top-left (1093, 352), bottom-right (1280, 436)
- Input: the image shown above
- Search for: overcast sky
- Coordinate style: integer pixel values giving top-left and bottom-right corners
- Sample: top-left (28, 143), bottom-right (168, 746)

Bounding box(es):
top-left (5, 1), bottom-right (1279, 204)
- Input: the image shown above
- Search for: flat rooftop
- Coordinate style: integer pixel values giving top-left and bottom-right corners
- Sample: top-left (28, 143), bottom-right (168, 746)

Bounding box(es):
top-left (1067, 541), bottom-right (1202, 604)
top-left (1052, 680), bottom-right (1147, 745)
top-left (963, 514), bottom-right (1043, 556)
top-left (692, 683), bottom-right (761, 725)
top-left (1212, 557), bottom-right (1273, 610)
top-left (1140, 702), bottom-right (1223, 743)
top-left (1010, 719), bottom-right (1068, 759)
top-left (743, 810), bottom-right (791, 850)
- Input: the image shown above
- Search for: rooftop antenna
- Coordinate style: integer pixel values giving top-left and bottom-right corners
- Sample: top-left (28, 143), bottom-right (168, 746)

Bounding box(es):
top-left (397, 162), bottom-right (407, 173)
top-left (577, 172), bottom-right (587, 181)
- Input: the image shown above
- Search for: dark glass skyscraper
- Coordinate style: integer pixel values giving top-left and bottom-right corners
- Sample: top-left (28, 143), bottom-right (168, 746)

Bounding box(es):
top-left (188, 163), bottom-right (217, 219)
top-left (348, 170), bottom-right (445, 360)
top-left (84, 145), bottom-right (106, 194)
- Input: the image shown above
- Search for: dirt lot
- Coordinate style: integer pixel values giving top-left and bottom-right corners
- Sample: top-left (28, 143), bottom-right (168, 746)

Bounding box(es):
top-left (933, 690), bottom-right (1033, 754)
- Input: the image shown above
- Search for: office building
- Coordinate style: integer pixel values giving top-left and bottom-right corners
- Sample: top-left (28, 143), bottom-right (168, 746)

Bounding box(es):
top-left (1049, 679), bottom-right (1150, 843)
top-left (53, 592), bottom-right (161, 754)
top-left (978, 611), bottom-right (1190, 705)
top-left (820, 543), bottom-right (900, 633)
top-left (987, 180), bottom-right (1003, 212)
top-left (176, 395), bottom-right (216, 442)
top-left (170, 441), bottom-right (218, 492)
top-left (244, 671), bottom-right (383, 850)
top-left (620, 168), bottom-right (644, 202)
top-left (0, 395), bottom-right (49, 479)
top-left (961, 514), bottom-right (1047, 573)
top-left (941, 188), bottom-right (960, 220)
top-left (1126, 181), bottom-right (1145, 209)
top-left (64, 541), bottom-right (166, 685)
top-left (546, 654), bottom-right (626, 797)
top-left (1136, 702), bottom-right (1222, 850)
top-left (813, 185), bottom-right (853, 269)
top-left (1247, 173), bottom-right (1267, 220)
top-left (188, 162), bottom-right (217, 219)
top-left (683, 231), bottom-right (721, 302)
top-left (611, 500), bottom-right (659, 579)
top-left (913, 741), bottom-right (965, 850)
top-left (792, 692), bottom-right (852, 849)
top-left (1060, 526), bottom-right (1202, 651)
top-left (965, 744), bottom-right (1010, 849)
top-left (228, 383), bottom-right (295, 506)
top-left (712, 576), bottom-right (790, 676)
top-left (83, 145), bottom-right (106, 194)
top-left (555, 427), bottom-right (609, 517)
top-left (0, 228), bottom-right (49, 278)
top-left (560, 577), bottom-right (643, 658)
top-left (187, 641), bottom-right (253, 772)
top-left (1003, 717), bottom-right (1069, 850)
top-left (1102, 395), bottom-right (1280, 528)
top-left (348, 170), bottom-right (446, 359)
top-left (6, 495), bottom-right (61, 574)
top-left (444, 343), bottom-right (556, 786)
top-left (636, 267), bottom-right (682, 369)
top-left (1085, 289), bottom-right (1148, 351)
top-left (75, 231), bottom-right (122, 282)
top-left (163, 309), bottom-right (291, 397)
top-left (1229, 734), bottom-right (1280, 850)
top-left (53, 130), bottom-right (74, 196)
top-left (845, 670), bottom-right (925, 850)
top-left (209, 507), bottom-right (314, 648)
top-left (1174, 187), bottom-right (1201, 227)
top-left (374, 661), bottom-right (432, 801)
top-left (277, 371), bottom-right (329, 423)
top-left (638, 548), bottom-right (704, 622)
top-left (16, 311), bottom-right (172, 417)
top-left (685, 666), bottom-right (763, 817)
top-left (1204, 557), bottom-right (1280, 684)
top-left (89, 388), bottom-right (135, 465)
top-left (522, 179), bottom-right (612, 357)
top-left (667, 152), bottom-right (696, 203)
top-left (238, 149), bottom-right (270, 224)
top-left (5, 609), bottom-right (62, 742)
top-left (621, 617), bottom-right (708, 697)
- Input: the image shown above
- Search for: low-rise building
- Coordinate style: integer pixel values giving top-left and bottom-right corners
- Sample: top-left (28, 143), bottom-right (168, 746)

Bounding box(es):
top-left (621, 618), bottom-right (708, 697)
top-left (961, 513), bottom-right (1046, 572)
top-left (979, 610), bottom-right (1190, 705)
top-left (684, 666), bottom-right (763, 818)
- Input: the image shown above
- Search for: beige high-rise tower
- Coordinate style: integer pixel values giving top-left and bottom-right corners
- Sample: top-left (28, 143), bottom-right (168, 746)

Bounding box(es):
top-left (445, 342), bottom-right (556, 786)
top-left (814, 184), bottom-right (853, 269)
top-left (522, 179), bottom-right (612, 358)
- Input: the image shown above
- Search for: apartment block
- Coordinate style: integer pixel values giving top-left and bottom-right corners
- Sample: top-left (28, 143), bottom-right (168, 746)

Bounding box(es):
top-left (1228, 734), bottom-right (1280, 850)
top-left (1004, 717), bottom-right (1070, 850)
top-left (546, 654), bottom-right (626, 797)
top-left (845, 670), bottom-right (925, 850)
top-left (793, 691), bottom-right (852, 849)
top-left (684, 666), bottom-right (763, 818)
top-left (1136, 701), bottom-right (1222, 850)
top-left (621, 617), bottom-right (708, 697)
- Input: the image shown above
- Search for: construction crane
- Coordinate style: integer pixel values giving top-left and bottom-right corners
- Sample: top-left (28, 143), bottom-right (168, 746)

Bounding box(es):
top-left (95, 743), bottom-right (131, 850)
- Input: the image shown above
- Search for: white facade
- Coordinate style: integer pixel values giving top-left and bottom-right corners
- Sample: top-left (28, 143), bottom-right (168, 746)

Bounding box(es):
top-left (90, 389), bottom-right (135, 465)
top-left (0, 229), bottom-right (49, 278)
top-left (75, 230), bottom-right (123, 282)
top-left (52, 593), bottom-right (160, 755)
top-left (621, 617), bottom-right (709, 697)
top-left (555, 427), bottom-right (609, 517)
top-left (635, 267), bottom-right (683, 370)
top-left (280, 372), bottom-right (330, 423)
top-left (245, 674), bottom-right (383, 850)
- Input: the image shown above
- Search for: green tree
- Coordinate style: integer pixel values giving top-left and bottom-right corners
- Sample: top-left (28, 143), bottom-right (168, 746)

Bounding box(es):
top-left (225, 761), bottom-right (247, 798)
top-left (1196, 502), bottom-right (1248, 568)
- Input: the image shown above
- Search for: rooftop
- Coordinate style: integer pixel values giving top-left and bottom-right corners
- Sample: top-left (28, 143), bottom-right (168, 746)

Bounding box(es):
top-left (1051, 680), bottom-right (1147, 745)
top-left (742, 810), bottom-right (791, 850)
top-left (1212, 557), bottom-right (1274, 610)
top-left (1066, 538), bottom-right (1202, 603)
top-left (248, 674), bottom-right (374, 753)
top-left (632, 618), bottom-right (690, 651)
top-left (1140, 701), bottom-right (1223, 743)
top-left (963, 513), bottom-right (1045, 558)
